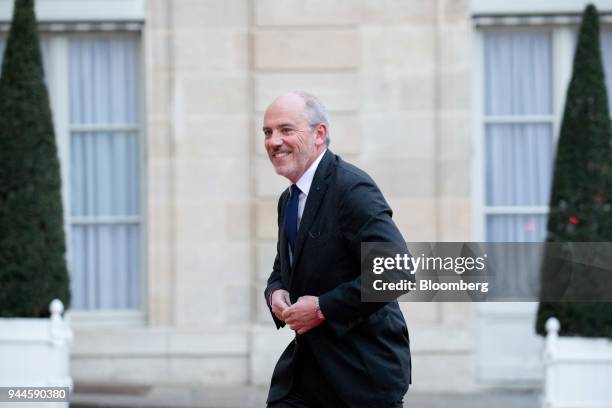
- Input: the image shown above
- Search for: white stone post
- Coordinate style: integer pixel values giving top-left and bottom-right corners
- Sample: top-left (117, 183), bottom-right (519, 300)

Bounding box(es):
top-left (543, 317), bottom-right (560, 408)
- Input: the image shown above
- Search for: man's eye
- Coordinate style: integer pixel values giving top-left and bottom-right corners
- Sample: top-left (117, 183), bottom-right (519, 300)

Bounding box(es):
top-left (264, 130), bottom-right (272, 137)
top-left (281, 128), bottom-right (293, 134)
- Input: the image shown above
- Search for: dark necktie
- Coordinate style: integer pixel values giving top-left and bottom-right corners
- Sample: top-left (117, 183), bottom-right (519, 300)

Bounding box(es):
top-left (284, 184), bottom-right (301, 253)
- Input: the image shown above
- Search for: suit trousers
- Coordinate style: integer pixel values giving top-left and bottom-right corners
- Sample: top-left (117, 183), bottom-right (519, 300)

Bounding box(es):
top-left (267, 337), bottom-right (347, 408)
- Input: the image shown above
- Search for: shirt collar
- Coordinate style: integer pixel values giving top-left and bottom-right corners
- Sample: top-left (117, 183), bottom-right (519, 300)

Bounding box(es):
top-left (294, 148), bottom-right (326, 196)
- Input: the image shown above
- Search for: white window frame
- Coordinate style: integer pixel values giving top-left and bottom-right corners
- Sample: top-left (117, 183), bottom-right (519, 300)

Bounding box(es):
top-left (64, 32), bottom-right (147, 325)
top-left (471, 25), bottom-right (576, 241)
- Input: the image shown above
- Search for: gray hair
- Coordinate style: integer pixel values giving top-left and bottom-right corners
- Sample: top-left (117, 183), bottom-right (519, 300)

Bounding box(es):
top-left (293, 90), bottom-right (331, 146)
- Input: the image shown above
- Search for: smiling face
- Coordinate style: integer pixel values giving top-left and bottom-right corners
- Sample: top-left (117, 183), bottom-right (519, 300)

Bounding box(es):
top-left (263, 93), bottom-right (327, 183)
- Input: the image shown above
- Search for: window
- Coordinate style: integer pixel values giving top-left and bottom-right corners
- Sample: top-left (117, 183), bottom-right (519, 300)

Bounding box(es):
top-left (68, 34), bottom-right (142, 310)
top-left (482, 29), bottom-right (554, 243)
top-left (0, 32), bottom-right (144, 312)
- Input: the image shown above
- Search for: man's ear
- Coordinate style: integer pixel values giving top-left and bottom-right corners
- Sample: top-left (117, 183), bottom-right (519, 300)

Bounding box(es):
top-left (314, 123), bottom-right (328, 146)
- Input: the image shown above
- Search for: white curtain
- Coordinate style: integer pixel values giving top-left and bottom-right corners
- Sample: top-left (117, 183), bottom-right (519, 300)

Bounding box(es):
top-left (485, 30), bottom-right (552, 116)
top-left (485, 124), bottom-right (552, 207)
top-left (486, 214), bottom-right (548, 242)
top-left (69, 34), bottom-right (141, 310)
top-left (483, 30), bottom-right (553, 243)
top-left (69, 35), bottom-right (139, 125)
top-left (600, 30), bottom-right (612, 115)
top-left (483, 30), bottom-right (555, 293)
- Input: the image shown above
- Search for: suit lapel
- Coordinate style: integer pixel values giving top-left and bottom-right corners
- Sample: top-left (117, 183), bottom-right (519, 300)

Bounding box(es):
top-left (291, 150), bottom-right (333, 268)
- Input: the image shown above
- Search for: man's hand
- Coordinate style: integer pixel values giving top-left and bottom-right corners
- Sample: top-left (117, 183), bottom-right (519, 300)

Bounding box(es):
top-left (271, 289), bottom-right (291, 322)
top-left (282, 295), bottom-right (324, 335)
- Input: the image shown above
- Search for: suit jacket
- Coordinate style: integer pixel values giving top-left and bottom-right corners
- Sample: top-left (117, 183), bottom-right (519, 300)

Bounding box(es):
top-left (265, 149), bottom-right (412, 407)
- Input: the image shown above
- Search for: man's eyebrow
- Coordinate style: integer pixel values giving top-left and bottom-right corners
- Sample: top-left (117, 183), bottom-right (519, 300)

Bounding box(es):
top-left (262, 123), bottom-right (295, 131)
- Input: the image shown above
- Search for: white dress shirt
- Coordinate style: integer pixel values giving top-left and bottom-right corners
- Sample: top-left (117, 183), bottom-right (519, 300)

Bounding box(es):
top-left (293, 148), bottom-right (327, 230)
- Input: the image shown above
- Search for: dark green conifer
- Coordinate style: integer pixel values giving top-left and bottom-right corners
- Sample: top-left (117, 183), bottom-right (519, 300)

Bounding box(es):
top-left (536, 4), bottom-right (612, 338)
top-left (0, 0), bottom-right (70, 317)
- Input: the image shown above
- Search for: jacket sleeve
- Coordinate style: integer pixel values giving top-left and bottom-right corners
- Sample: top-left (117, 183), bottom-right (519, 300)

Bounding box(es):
top-left (318, 178), bottom-right (413, 337)
top-left (264, 191), bottom-right (288, 329)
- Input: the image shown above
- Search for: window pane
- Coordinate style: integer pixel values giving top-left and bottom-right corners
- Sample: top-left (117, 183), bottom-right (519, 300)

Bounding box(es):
top-left (69, 33), bottom-right (142, 310)
top-left (69, 34), bottom-right (140, 125)
top-left (487, 214), bottom-right (547, 242)
top-left (71, 131), bottom-right (140, 217)
top-left (70, 224), bottom-right (140, 310)
top-left (484, 30), bottom-right (552, 115)
top-left (486, 215), bottom-right (546, 298)
top-left (485, 124), bottom-right (553, 206)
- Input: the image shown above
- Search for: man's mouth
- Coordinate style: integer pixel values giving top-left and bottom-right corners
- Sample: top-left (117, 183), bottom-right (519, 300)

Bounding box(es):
top-left (272, 151), bottom-right (291, 158)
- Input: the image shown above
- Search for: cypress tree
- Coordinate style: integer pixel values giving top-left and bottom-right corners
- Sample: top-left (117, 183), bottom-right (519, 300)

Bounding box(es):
top-left (536, 4), bottom-right (612, 338)
top-left (0, 0), bottom-right (70, 317)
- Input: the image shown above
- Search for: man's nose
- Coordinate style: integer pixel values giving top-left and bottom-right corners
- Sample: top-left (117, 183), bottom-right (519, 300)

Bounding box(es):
top-left (268, 131), bottom-right (283, 146)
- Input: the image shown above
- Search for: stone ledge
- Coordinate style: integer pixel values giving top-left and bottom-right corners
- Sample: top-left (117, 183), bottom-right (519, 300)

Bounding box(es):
top-left (72, 327), bottom-right (249, 357)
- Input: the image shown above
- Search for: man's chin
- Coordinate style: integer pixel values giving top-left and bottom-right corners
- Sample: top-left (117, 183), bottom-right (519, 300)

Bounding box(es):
top-left (273, 166), bottom-right (298, 181)
top-left (273, 165), bottom-right (289, 177)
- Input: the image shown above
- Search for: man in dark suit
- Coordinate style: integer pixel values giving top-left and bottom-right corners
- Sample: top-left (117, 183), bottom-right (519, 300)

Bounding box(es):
top-left (263, 91), bottom-right (412, 407)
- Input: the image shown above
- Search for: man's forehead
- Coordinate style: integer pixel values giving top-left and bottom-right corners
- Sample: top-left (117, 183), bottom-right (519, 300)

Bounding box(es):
top-left (264, 94), bottom-right (306, 122)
